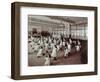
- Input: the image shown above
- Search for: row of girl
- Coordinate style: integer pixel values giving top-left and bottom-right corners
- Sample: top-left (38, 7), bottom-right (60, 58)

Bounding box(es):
top-left (28, 35), bottom-right (81, 66)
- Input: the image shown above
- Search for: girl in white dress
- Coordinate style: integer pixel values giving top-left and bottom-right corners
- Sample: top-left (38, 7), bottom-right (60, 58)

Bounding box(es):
top-left (37, 47), bottom-right (43, 57)
top-left (44, 54), bottom-right (50, 66)
top-left (45, 42), bottom-right (49, 51)
top-left (76, 44), bottom-right (81, 51)
top-left (28, 42), bottom-right (33, 53)
top-left (60, 41), bottom-right (63, 48)
top-left (40, 41), bottom-right (44, 47)
top-left (38, 39), bottom-right (41, 44)
top-left (62, 41), bottom-right (65, 47)
top-left (29, 40), bottom-right (34, 48)
top-left (54, 39), bottom-right (56, 45)
top-left (57, 45), bottom-right (60, 52)
top-left (51, 45), bottom-right (57, 60)
top-left (33, 44), bottom-right (39, 52)
top-left (49, 37), bottom-right (52, 44)
top-left (69, 39), bottom-right (72, 44)
top-left (51, 42), bottom-right (55, 50)
top-left (31, 36), bottom-right (34, 41)
top-left (78, 40), bottom-right (81, 45)
top-left (67, 43), bottom-right (71, 53)
top-left (64, 48), bottom-right (69, 58)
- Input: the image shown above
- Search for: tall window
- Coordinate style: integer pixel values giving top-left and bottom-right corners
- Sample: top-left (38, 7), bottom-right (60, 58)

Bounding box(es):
top-left (71, 24), bottom-right (87, 40)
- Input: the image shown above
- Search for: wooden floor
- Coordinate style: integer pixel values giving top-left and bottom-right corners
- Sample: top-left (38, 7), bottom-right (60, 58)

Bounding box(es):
top-left (28, 48), bottom-right (83, 66)
top-left (28, 40), bottom-right (88, 66)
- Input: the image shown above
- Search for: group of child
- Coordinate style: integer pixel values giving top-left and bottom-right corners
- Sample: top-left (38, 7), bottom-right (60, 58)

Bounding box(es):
top-left (28, 35), bottom-right (81, 66)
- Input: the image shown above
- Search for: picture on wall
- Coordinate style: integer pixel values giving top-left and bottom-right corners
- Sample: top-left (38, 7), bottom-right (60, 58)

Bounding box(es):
top-left (11, 2), bottom-right (97, 80)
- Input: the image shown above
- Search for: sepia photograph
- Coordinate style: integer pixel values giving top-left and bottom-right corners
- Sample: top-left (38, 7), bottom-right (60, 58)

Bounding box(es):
top-left (28, 15), bottom-right (88, 66)
top-left (11, 2), bottom-right (97, 79)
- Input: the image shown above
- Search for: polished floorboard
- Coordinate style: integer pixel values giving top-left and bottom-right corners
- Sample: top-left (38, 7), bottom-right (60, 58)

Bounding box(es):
top-left (28, 48), bottom-right (83, 66)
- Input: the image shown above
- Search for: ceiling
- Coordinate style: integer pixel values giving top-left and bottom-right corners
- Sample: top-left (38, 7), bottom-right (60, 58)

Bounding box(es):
top-left (28, 15), bottom-right (87, 27)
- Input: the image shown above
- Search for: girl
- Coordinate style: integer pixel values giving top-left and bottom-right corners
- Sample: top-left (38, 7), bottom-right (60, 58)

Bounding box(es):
top-left (37, 47), bottom-right (43, 57)
top-left (62, 41), bottom-right (65, 47)
top-left (76, 44), bottom-right (81, 52)
top-left (44, 53), bottom-right (50, 66)
top-left (64, 48), bottom-right (69, 58)
top-left (51, 45), bottom-right (57, 60)
top-left (67, 43), bottom-right (71, 53)
top-left (33, 43), bottom-right (39, 52)
top-left (69, 38), bottom-right (72, 44)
